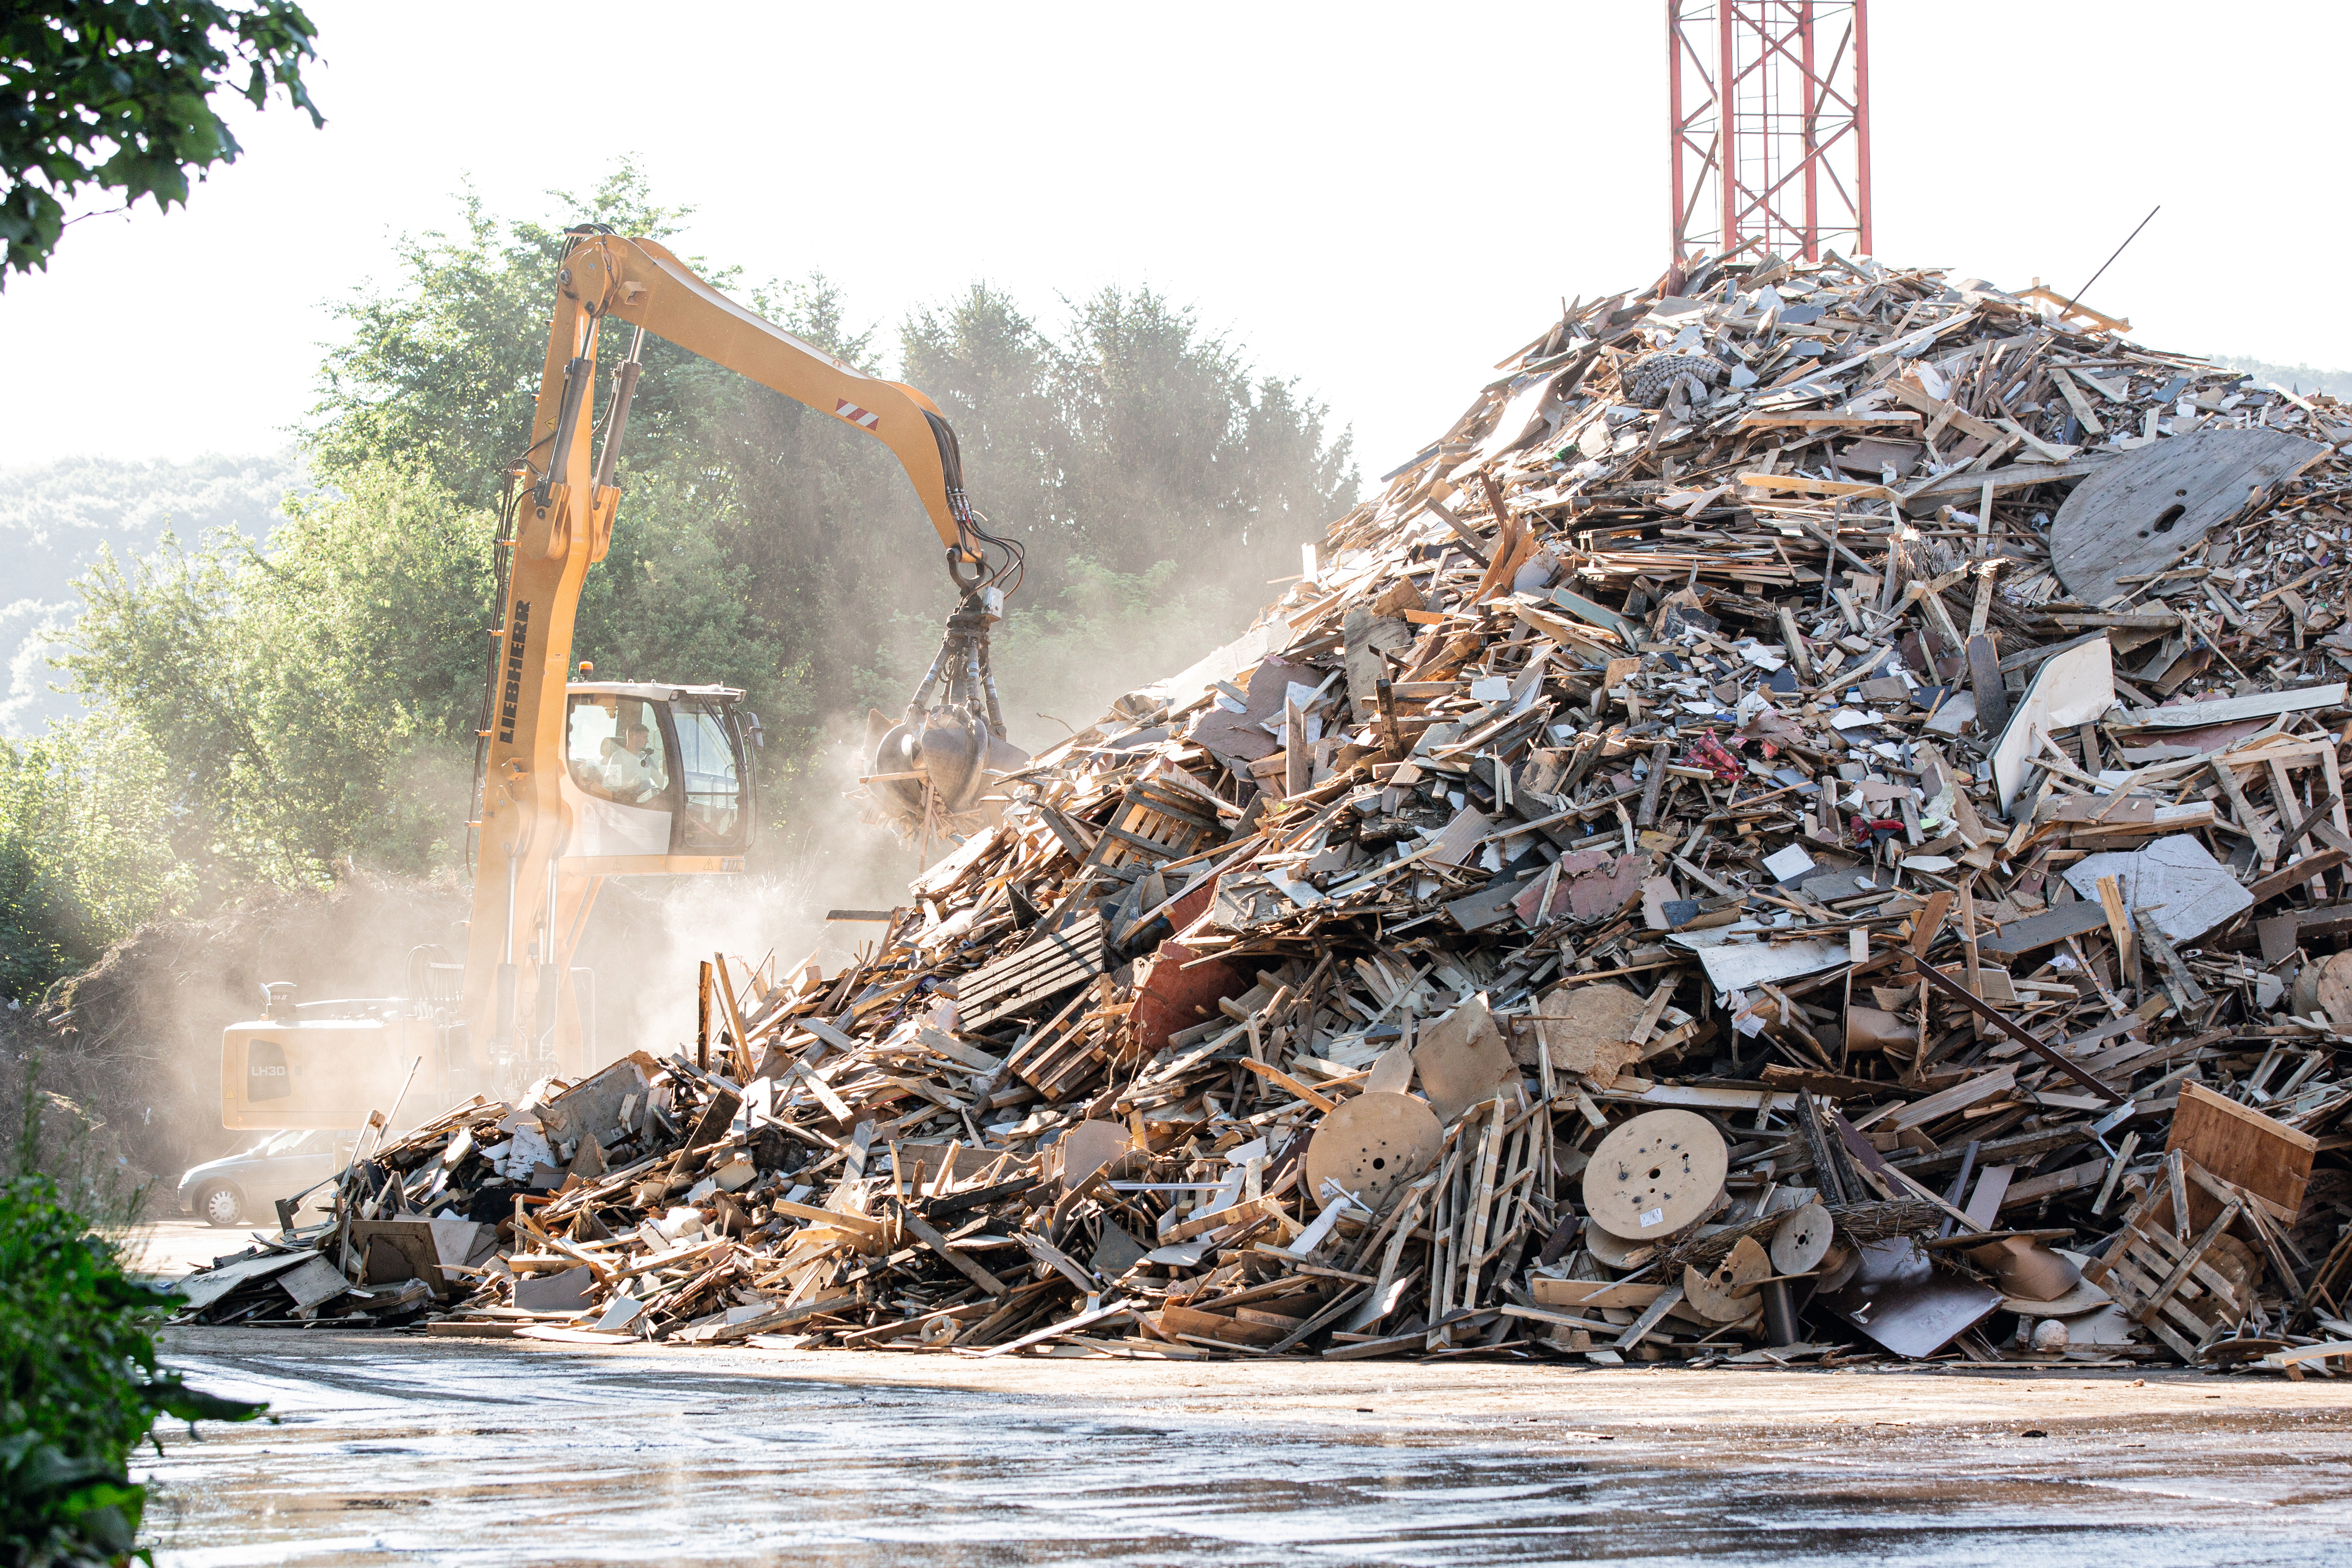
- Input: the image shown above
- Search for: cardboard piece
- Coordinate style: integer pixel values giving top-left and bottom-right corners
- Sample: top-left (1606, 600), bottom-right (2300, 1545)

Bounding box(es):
top-left (1411, 993), bottom-right (1519, 1122)
top-left (1531, 981), bottom-right (1648, 1085)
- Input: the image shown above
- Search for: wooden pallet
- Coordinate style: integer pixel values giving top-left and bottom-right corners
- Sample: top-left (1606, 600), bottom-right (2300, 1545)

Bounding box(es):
top-left (1081, 776), bottom-right (1222, 875)
top-left (1003, 976), bottom-right (1120, 1101)
top-left (957, 910), bottom-right (1112, 1032)
top-left (2083, 1149), bottom-right (2252, 1360)
top-left (2291, 1222), bottom-right (2352, 1333)
top-left (2211, 737), bottom-right (2349, 901)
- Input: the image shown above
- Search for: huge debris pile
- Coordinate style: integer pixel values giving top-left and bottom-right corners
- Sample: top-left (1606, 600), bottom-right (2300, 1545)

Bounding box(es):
top-left (183, 251), bottom-right (2352, 1373)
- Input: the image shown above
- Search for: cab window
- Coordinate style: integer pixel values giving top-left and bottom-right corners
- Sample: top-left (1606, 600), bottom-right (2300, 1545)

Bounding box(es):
top-left (567, 695), bottom-right (671, 807)
top-left (672, 700), bottom-right (745, 849)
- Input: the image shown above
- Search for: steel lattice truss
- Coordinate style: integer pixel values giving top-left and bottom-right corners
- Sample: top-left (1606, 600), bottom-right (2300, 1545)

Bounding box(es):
top-left (1669, 1), bottom-right (1871, 264)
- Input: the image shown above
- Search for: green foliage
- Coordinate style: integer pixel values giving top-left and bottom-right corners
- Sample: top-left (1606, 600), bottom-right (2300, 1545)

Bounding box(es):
top-left (1050, 287), bottom-right (1353, 581)
top-left (902, 282), bottom-right (1356, 592)
top-left (61, 462), bottom-right (495, 887)
top-left (16, 166), bottom-right (1358, 975)
top-left (1, 1131), bottom-right (265, 1567)
top-left (307, 164), bottom-right (703, 509)
top-left (0, 1), bottom-right (323, 280)
top-left (0, 713), bottom-right (192, 1000)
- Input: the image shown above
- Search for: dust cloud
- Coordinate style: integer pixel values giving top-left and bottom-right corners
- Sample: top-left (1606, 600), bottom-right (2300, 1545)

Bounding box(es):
top-left (578, 726), bottom-right (920, 1062)
top-left (576, 533), bottom-right (1285, 1065)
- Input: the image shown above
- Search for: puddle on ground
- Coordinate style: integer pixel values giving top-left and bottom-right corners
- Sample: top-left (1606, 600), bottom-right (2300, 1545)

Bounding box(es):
top-left (141, 1346), bottom-right (2352, 1567)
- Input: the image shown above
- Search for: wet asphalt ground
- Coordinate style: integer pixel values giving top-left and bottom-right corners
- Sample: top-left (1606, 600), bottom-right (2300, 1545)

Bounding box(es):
top-left (144, 1327), bottom-right (2352, 1567)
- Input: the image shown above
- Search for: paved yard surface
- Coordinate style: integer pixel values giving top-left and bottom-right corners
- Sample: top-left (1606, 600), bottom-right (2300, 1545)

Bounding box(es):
top-left (143, 1326), bottom-right (2352, 1566)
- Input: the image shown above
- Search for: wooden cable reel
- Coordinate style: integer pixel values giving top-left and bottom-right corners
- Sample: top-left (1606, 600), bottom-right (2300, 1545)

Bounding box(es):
top-left (1770, 1201), bottom-right (1835, 1275)
top-left (1302, 1091), bottom-right (1442, 1213)
top-left (1582, 1109), bottom-right (1728, 1240)
top-left (1685, 1235), bottom-right (1772, 1323)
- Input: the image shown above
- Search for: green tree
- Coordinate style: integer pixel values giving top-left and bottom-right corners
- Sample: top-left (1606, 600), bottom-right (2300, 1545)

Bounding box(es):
top-left (61, 462), bottom-right (495, 886)
top-left (308, 163), bottom-right (701, 509)
top-left (900, 284), bottom-right (1062, 551)
top-left (1, 0), bottom-right (323, 279)
top-left (1049, 286), bottom-right (1354, 586)
top-left (0, 713), bottom-right (191, 999)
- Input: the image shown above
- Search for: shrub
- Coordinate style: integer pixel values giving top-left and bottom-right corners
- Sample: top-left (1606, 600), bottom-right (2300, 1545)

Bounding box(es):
top-left (0, 1170), bottom-right (263, 1566)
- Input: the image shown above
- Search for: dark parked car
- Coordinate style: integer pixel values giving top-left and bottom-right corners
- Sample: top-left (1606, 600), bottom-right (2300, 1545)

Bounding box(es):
top-left (176, 1128), bottom-right (357, 1227)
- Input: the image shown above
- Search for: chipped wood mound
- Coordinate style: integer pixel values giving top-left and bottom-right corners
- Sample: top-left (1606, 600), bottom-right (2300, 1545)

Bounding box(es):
top-left (181, 249), bottom-right (2352, 1369)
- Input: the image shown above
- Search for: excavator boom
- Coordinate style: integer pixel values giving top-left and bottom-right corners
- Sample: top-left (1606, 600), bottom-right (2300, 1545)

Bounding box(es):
top-left (220, 229), bottom-right (1027, 1128)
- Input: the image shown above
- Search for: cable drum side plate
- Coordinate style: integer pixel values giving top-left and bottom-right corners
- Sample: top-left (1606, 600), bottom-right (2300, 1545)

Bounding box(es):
top-left (1302, 1092), bottom-right (1443, 1213)
top-left (1582, 1108), bottom-right (1727, 1240)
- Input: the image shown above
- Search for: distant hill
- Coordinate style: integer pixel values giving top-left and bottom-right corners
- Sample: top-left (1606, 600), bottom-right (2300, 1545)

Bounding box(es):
top-left (2215, 356), bottom-right (2352, 402)
top-left (1, 453), bottom-right (310, 736)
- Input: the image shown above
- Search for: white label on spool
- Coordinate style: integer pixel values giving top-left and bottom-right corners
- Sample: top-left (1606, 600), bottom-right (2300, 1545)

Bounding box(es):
top-left (1640, 1207), bottom-right (1666, 1229)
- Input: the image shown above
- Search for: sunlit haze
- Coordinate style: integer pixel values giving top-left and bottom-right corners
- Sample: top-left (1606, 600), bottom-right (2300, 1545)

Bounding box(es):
top-left (6, 1), bottom-right (2348, 479)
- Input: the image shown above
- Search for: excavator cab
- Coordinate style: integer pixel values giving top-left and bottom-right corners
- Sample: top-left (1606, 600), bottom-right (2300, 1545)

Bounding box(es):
top-left (558, 682), bottom-right (760, 865)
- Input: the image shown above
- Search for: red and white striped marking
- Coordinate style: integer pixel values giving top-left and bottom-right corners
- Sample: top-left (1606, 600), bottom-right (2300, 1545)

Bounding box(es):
top-left (835, 398), bottom-right (880, 431)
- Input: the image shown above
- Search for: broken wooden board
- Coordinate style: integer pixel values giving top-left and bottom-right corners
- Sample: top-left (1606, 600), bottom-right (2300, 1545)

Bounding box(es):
top-left (2166, 1082), bottom-right (2317, 1215)
top-left (1976, 900), bottom-right (2114, 966)
top-left (2051, 428), bottom-right (2329, 606)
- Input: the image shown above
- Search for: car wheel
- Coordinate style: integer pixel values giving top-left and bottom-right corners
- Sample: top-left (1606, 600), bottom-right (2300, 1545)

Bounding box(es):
top-left (198, 1184), bottom-right (243, 1227)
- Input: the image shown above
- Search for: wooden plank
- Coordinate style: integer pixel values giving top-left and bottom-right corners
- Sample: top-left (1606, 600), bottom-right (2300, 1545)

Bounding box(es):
top-left (1978, 900), bottom-right (2110, 966)
top-left (892, 1200), bottom-right (1009, 1297)
top-left (2119, 682), bottom-right (2347, 731)
top-left (2166, 1082), bottom-right (2318, 1214)
top-left (1738, 412), bottom-right (1923, 429)
top-left (1904, 454), bottom-right (2116, 505)
top-left (1998, 1157), bottom-right (2106, 1209)
top-left (2245, 849), bottom-right (2349, 906)
top-left (1879, 1066), bottom-right (2016, 1132)
top-left (1532, 1278), bottom-right (1668, 1311)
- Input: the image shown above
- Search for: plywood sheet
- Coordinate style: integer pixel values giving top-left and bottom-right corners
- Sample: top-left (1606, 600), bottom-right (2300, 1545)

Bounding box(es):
top-left (2167, 1081), bottom-right (2317, 1214)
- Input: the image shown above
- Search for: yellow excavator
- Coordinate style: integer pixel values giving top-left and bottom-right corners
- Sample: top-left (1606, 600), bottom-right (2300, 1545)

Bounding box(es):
top-left (221, 228), bottom-right (1027, 1129)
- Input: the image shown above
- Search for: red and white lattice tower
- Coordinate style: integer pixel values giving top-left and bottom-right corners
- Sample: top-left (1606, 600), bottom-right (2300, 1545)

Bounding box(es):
top-left (1668, 2), bottom-right (1872, 266)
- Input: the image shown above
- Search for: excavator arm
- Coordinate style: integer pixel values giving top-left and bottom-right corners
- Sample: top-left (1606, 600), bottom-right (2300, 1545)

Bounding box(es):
top-left (463, 229), bottom-right (1025, 1087)
top-left (220, 226), bottom-right (1033, 1128)
top-left (563, 234), bottom-right (993, 574)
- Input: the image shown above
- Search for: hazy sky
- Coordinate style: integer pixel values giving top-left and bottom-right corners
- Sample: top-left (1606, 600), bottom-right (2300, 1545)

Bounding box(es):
top-left (4, 1), bottom-right (2346, 484)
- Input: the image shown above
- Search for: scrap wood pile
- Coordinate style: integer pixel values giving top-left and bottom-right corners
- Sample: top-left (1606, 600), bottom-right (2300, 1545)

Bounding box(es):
top-left (179, 248), bottom-right (2352, 1376)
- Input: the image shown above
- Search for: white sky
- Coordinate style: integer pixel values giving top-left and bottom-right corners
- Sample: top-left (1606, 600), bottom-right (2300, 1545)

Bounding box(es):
top-left (4, 0), bottom-right (2347, 484)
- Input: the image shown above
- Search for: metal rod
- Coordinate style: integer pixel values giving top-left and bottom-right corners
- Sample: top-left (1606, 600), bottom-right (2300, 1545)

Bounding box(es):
top-left (1895, 950), bottom-right (2124, 1104)
top-left (2076, 205), bottom-right (2161, 304)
